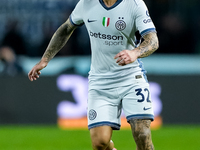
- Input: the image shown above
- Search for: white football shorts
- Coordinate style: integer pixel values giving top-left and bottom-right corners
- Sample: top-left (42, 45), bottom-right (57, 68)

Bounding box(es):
top-left (87, 75), bottom-right (154, 130)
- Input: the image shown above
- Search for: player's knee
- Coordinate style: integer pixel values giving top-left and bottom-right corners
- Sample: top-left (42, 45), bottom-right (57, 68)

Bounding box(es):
top-left (134, 128), bottom-right (150, 141)
top-left (92, 138), bottom-right (110, 149)
top-left (138, 131), bottom-right (150, 141)
top-left (90, 126), bottom-right (112, 149)
top-left (130, 119), bottom-right (151, 143)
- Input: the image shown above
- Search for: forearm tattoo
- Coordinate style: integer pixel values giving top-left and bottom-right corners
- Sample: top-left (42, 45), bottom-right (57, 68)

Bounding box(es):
top-left (130, 119), bottom-right (154, 150)
top-left (42, 19), bottom-right (76, 62)
top-left (137, 32), bottom-right (159, 58)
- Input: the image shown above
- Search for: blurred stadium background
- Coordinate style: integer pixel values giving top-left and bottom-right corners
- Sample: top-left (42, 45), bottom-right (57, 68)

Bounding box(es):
top-left (0, 0), bottom-right (200, 149)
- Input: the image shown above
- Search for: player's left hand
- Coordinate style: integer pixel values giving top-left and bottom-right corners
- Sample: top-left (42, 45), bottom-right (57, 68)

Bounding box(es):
top-left (114, 49), bottom-right (139, 66)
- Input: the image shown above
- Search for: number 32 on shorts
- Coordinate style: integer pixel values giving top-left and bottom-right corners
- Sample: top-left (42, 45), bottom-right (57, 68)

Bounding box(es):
top-left (135, 88), bottom-right (151, 103)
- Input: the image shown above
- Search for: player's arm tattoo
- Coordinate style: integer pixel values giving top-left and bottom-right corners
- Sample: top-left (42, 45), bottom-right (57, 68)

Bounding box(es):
top-left (129, 119), bottom-right (154, 150)
top-left (42, 18), bottom-right (77, 63)
top-left (136, 32), bottom-right (159, 58)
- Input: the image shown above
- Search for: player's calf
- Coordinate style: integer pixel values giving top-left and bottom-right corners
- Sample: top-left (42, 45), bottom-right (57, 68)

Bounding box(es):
top-left (129, 119), bottom-right (154, 150)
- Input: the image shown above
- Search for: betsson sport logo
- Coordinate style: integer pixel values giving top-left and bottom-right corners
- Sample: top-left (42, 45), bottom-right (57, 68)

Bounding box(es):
top-left (89, 31), bottom-right (123, 46)
top-left (89, 17), bottom-right (125, 46)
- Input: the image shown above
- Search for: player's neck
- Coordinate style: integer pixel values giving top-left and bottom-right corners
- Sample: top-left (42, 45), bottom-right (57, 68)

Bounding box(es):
top-left (103, 0), bottom-right (118, 7)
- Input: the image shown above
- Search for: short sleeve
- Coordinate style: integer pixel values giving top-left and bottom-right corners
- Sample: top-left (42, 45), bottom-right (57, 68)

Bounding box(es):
top-left (70, 0), bottom-right (84, 26)
top-left (134, 0), bottom-right (156, 37)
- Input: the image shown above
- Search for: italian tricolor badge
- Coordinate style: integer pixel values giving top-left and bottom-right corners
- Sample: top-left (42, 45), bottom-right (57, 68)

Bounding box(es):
top-left (102, 17), bottom-right (110, 27)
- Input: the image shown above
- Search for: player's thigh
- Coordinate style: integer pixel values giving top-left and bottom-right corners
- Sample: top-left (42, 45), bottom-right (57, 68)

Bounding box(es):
top-left (90, 126), bottom-right (113, 145)
top-left (122, 83), bottom-right (154, 122)
top-left (129, 119), bottom-right (152, 135)
top-left (87, 88), bottom-right (121, 130)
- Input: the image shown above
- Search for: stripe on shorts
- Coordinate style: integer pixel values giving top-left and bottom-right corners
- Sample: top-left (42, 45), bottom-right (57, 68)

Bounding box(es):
top-left (88, 121), bottom-right (121, 130)
top-left (126, 114), bottom-right (154, 122)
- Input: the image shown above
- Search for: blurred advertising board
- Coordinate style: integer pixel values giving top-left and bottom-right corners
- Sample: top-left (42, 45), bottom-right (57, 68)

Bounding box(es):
top-left (0, 74), bottom-right (200, 128)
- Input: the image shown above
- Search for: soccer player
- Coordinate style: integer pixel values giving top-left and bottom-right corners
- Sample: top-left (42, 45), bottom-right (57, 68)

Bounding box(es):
top-left (28, 0), bottom-right (159, 150)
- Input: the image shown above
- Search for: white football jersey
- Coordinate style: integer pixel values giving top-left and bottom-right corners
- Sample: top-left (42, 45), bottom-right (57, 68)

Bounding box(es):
top-left (70, 0), bottom-right (156, 89)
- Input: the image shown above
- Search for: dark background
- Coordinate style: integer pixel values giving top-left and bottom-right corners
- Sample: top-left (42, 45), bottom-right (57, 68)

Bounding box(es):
top-left (0, 0), bottom-right (199, 57)
top-left (0, 0), bottom-right (200, 126)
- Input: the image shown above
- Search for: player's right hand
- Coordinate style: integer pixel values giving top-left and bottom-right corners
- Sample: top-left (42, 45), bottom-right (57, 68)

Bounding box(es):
top-left (28, 61), bottom-right (48, 81)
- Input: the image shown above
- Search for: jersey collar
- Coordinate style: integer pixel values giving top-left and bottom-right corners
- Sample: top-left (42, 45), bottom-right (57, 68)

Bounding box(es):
top-left (99, 0), bottom-right (123, 10)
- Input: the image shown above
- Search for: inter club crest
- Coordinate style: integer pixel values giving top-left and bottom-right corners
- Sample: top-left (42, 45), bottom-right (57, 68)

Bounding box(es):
top-left (89, 109), bottom-right (97, 120)
top-left (102, 17), bottom-right (110, 27)
top-left (115, 17), bottom-right (126, 31)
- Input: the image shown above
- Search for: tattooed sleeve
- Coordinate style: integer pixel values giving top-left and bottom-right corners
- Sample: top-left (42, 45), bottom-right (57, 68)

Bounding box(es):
top-left (42, 18), bottom-right (77, 62)
top-left (130, 119), bottom-right (154, 150)
top-left (137, 32), bottom-right (159, 58)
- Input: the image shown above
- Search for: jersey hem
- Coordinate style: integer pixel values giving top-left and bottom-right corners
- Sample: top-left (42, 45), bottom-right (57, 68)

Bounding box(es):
top-left (88, 70), bottom-right (148, 90)
top-left (88, 79), bottom-right (148, 91)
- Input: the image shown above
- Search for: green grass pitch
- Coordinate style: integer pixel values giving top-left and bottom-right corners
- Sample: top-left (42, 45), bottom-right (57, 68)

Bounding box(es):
top-left (0, 125), bottom-right (200, 150)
